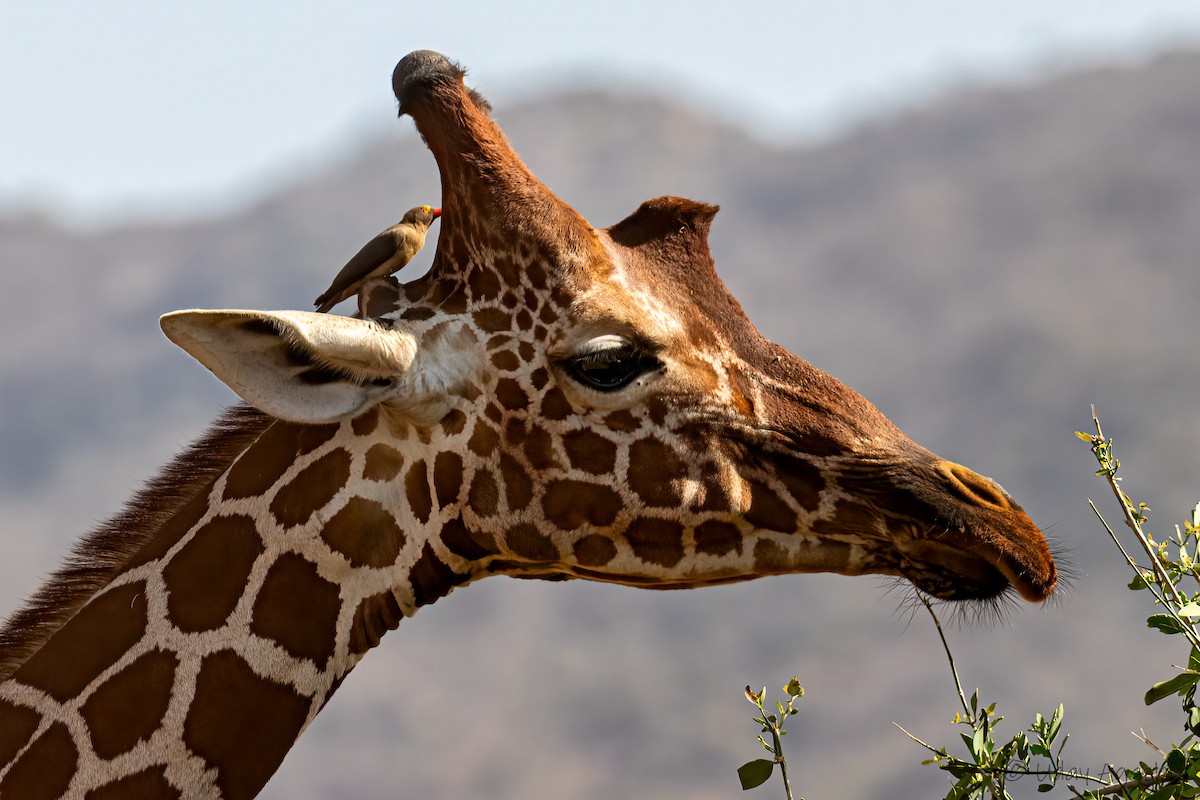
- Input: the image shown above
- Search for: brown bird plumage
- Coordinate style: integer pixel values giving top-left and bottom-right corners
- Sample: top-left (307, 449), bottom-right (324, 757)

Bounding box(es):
top-left (314, 205), bottom-right (441, 313)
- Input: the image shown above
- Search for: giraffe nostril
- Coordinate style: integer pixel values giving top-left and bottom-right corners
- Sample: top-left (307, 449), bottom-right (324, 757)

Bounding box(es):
top-left (937, 461), bottom-right (1013, 511)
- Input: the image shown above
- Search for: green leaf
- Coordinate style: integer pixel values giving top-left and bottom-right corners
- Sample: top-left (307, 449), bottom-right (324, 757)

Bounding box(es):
top-left (1146, 672), bottom-right (1200, 705)
top-left (1074, 431), bottom-right (1093, 442)
top-left (1167, 748), bottom-right (1187, 773)
top-left (785, 677), bottom-right (804, 698)
top-left (737, 759), bottom-right (774, 790)
top-left (1147, 613), bottom-right (1187, 634)
top-left (1180, 603), bottom-right (1200, 618)
top-left (1129, 572), bottom-right (1151, 590)
top-left (1037, 784), bottom-right (1053, 793)
top-left (1148, 785), bottom-right (1180, 800)
top-left (971, 723), bottom-right (986, 758)
top-left (1048, 704), bottom-right (1063, 743)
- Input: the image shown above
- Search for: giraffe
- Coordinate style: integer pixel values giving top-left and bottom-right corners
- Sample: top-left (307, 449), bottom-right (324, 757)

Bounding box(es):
top-left (0, 50), bottom-right (1056, 800)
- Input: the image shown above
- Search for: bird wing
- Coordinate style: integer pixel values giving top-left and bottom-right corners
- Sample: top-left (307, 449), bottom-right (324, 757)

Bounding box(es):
top-left (314, 227), bottom-right (406, 308)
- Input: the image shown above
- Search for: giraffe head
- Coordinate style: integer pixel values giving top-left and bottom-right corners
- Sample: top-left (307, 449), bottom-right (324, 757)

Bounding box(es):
top-left (163, 50), bottom-right (1056, 605)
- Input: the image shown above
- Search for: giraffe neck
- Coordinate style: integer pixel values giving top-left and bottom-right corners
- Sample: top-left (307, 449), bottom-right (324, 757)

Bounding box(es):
top-left (0, 407), bottom-right (470, 800)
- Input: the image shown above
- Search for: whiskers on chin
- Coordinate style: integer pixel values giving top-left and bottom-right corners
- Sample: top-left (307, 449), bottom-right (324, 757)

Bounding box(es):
top-left (883, 519), bottom-right (1075, 630)
top-left (880, 577), bottom-right (1017, 631)
top-left (1039, 520), bottom-right (1078, 608)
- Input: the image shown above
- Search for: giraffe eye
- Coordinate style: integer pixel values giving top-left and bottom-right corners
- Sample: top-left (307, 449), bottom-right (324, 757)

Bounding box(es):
top-left (564, 336), bottom-right (662, 392)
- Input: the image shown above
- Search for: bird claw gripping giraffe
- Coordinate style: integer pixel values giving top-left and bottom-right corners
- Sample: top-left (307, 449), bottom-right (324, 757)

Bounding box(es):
top-left (0, 50), bottom-right (1056, 799)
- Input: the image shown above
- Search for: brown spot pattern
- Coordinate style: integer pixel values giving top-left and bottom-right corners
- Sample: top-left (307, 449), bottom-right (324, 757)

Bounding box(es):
top-left (539, 387), bottom-right (573, 420)
top-left (573, 534), bottom-right (617, 567)
top-left (696, 466), bottom-right (733, 513)
top-left (399, 306), bottom-right (437, 321)
top-left (81, 649), bottom-right (178, 759)
top-left (0, 699), bottom-right (40, 767)
top-left (521, 425), bottom-right (557, 469)
top-left (250, 553), bottom-right (342, 668)
top-left (349, 591), bottom-right (404, 655)
top-left (491, 350), bottom-right (520, 371)
top-left (122, 489), bottom-right (211, 572)
top-left (0, 722), bottom-right (77, 800)
top-left (745, 478), bottom-right (799, 533)
top-left (363, 444), bottom-right (404, 482)
top-left (433, 452), bottom-right (464, 507)
top-left (405, 461), bottom-right (433, 524)
top-left (225, 422), bottom-right (338, 500)
top-left (694, 520), bottom-right (743, 557)
top-left (164, 514), bottom-right (263, 632)
top-left (350, 409), bottom-right (379, 436)
top-left (753, 538), bottom-right (789, 571)
top-left (628, 437), bottom-right (687, 507)
top-left (183, 650), bottom-right (310, 800)
top-left (440, 516), bottom-right (494, 560)
top-left (562, 429), bottom-right (618, 474)
top-left (321, 497), bottom-right (406, 568)
top-left (774, 454), bottom-right (825, 512)
top-left (542, 480), bottom-right (622, 530)
top-left (409, 543), bottom-right (465, 608)
top-left (270, 448), bottom-right (352, 528)
top-left (468, 265), bottom-right (502, 300)
top-left (495, 378), bottom-right (529, 411)
top-left (625, 518), bottom-right (686, 568)
top-left (468, 469), bottom-right (500, 517)
top-left (526, 260), bottom-right (546, 288)
top-left (811, 499), bottom-right (879, 537)
top-left (603, 410), bottom-right (641, 433)
top-left (14, 582), bottom-right (147, 702)
top-left (499, 453), bottom-right (533, 511)
top-left (440, 409), bottom-right (468, 435)
top-left (505, 524), bottom-right (559, 562)
top-left (472, 308), bottom-right (510, 333)
top-left (646, 397), bottom-right (671, 426)
top-left (85, 767), bottom-right (180, 800)
top-left (467, 419), bottom-right (500, 456)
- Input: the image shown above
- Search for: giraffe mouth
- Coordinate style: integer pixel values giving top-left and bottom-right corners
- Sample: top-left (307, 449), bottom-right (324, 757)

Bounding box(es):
top-left (896, 532), bottom-right (1051, 602)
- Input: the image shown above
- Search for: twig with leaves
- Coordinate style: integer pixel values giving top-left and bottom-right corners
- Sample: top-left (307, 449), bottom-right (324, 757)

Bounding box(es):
top-left (739, 410), bottom-right (1200, 798)
top-left (739, 678), bottom-right (806, 800)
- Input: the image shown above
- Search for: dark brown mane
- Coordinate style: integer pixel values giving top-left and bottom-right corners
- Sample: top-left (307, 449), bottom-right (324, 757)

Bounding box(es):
top-left (0, 404), bottom-right (272, 680)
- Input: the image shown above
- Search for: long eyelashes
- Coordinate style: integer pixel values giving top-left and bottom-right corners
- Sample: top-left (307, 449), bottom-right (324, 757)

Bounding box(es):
top-left (562, 338), bottom-right (663, 392)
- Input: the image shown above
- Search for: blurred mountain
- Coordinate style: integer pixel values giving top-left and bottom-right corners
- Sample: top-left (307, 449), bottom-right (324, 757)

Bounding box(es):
top-left (3, 48), bottom-right (1200, 799)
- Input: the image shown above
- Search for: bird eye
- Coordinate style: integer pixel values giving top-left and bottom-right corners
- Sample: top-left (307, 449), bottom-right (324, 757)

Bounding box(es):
top-left (564, 336), bottom-right (662, 392)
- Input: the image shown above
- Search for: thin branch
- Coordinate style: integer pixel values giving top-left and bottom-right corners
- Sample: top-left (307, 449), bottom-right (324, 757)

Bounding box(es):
top-left (1090, 409), bottom-right (1200, 652)
top-left (1084, 766), bottom-right (1177, 797)
top-left (1092, 409), bottom-right (1189, 611)
top-left (916, 592), bottom-right (973, 722)
top-left (892, 721), bottom-right (945, 756)
top-left (1089, 500), bottom-right (1174, 614)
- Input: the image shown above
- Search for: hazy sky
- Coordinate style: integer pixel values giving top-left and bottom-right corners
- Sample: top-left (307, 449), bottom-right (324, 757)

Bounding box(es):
top-left (4, 1), bottom-right (1199, 222)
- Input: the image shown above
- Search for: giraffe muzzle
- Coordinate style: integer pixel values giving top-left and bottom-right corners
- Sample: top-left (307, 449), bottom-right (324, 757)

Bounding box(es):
top-left (891, 460), bottom-right (1058, 602)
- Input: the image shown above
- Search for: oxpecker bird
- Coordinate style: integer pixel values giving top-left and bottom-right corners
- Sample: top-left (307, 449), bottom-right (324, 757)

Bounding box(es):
top-left (314, 204), bottom-right (442, 313)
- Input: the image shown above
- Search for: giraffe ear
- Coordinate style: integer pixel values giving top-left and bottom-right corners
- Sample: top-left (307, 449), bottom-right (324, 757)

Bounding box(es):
top-left (160, 309), bottom-right (418, 423)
